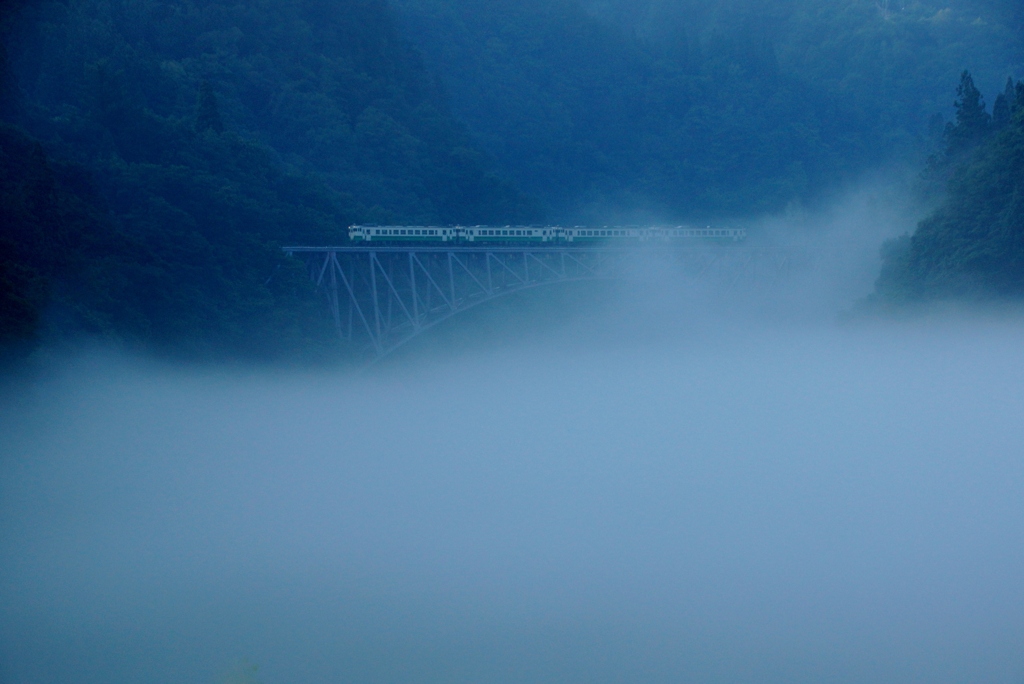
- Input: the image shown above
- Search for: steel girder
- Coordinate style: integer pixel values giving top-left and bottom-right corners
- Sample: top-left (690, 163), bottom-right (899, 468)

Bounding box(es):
top-left (282, 245), bottom-right (800, 359)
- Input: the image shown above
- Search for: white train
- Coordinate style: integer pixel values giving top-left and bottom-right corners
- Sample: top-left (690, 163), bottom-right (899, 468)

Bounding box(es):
top-left (349, 225), bottom-right (746, 243)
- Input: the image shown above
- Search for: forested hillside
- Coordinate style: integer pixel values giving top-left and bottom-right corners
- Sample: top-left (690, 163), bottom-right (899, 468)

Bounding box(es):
top-left (0, 0), bottom-right (531, 361)
top-left (394, 0), bottom-right (1023, 219)
top-left (1, 0), bottom-right (1022, 361)
top-left (875, 72), bottom-right (1024, 301)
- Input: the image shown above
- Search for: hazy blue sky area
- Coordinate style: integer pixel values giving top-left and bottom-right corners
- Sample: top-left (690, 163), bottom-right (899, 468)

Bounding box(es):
top-left (2, 188), bottom-right (1024, 684)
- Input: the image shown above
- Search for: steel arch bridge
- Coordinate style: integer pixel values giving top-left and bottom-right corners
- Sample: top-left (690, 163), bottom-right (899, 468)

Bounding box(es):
top-left (283, 245), bottom-right (796, 359)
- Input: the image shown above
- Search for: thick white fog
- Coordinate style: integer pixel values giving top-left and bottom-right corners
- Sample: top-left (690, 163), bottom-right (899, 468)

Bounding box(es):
top-left (2, 186), bottom-right (1024, 684)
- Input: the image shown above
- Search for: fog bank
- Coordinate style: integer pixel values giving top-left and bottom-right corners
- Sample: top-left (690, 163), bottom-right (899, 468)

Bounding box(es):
top-left (3, 188), bottom-right (1024, 684)
top-left (3, 307), bottom-right (1024, 683)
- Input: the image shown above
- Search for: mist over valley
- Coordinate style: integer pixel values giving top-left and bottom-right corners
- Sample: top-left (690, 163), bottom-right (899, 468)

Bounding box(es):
top-left (2, 0), bottom-right (1024, 682)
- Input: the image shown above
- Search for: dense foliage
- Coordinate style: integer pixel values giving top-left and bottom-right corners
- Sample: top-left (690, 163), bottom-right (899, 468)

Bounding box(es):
top-left (0, 0), bottom-right (531, 361)
top-left (393, 0), bottom-right (1023, 220)
top-left (0, 0), bottom-right (1021, 359)
top-left (875, 73), bottom-right (1024, 301)
top-left (0, 120), bottom-right (343, 361)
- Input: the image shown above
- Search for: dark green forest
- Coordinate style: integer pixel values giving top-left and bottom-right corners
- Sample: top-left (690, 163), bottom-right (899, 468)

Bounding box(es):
top-left (875, 72), bottom-right (1024, 301)
top-left (393, 0), bottom-right (1022, 218)
top-left (0, 0), bottom-right (1022, 361)
top-left (0, 0), bottom-right (533, 362)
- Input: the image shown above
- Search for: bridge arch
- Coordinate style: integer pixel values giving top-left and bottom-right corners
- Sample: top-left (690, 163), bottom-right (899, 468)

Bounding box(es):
top-left (283, 244), bottom-right (797, 360)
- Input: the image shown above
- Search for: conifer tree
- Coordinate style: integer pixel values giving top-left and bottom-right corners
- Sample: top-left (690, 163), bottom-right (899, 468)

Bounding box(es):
top-left (992, 77), bottom-right (1013, 130)
top-left (944, 70), bottom-right (990, 156)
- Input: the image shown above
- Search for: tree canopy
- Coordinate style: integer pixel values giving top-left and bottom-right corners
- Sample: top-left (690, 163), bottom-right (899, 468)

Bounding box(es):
top-left (876, 73), bottom-right (1024, 301)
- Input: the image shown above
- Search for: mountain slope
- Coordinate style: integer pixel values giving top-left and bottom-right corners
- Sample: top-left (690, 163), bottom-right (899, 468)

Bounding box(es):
top-left (875, 78), bottom-right (1024, 300)
top-left (0, 0), bottom-right (533, 359)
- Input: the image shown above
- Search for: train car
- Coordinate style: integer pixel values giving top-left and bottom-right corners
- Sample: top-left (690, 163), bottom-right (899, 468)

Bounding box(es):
top-left (563, 226), bottom-right (645, 242)
top-left (659, 226), bottom-right (746, 242)
top-left (460, 225), bottom-right (555, 243)
top-left (349, 225), bottom-right (455, 242)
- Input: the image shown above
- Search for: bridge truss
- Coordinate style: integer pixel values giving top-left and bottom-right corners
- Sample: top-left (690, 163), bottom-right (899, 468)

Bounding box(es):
top-left (283, 245), bottom-right (796, 358)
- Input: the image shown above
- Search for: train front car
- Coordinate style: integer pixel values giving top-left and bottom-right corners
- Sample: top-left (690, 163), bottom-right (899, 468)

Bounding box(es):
top-left (461, 226), bottom-right (556, 243)
top-left (348, 225), bottom-right (455, 243)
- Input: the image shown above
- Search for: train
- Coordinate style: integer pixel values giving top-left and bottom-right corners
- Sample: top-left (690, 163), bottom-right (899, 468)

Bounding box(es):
top-left (348, 224), bottom-right (746, 244)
